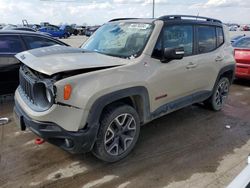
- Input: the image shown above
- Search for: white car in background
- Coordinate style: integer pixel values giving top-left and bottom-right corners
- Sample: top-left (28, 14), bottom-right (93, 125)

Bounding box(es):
top-left (229, 26), bottom-right (238, 31)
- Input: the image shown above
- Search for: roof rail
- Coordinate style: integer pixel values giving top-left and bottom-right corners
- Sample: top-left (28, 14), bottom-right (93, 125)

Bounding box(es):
top-left (158, 15), bottom-right (222, 23)
top-left (109, 18), bottom-right (139, 22)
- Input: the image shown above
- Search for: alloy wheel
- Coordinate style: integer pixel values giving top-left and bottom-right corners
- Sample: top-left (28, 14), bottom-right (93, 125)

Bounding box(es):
top-left (104, 113), bottom-right (136, 156)
top-left (214, 79), bottom-right (229, 107)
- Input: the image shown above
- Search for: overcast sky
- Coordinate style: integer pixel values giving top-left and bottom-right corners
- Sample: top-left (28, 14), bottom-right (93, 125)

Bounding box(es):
top-left (0, 0), bottom-right (250, 25)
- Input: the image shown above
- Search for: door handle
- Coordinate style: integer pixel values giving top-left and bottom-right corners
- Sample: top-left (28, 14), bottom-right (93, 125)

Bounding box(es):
top-left (186, 62), bottom-right (198, 69)
top-left (215, 56), bottom-right (223, 62)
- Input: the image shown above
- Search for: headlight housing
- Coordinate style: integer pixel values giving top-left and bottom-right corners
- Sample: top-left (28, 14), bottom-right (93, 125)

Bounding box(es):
top-left (33, 83), bottom-right (54, 109)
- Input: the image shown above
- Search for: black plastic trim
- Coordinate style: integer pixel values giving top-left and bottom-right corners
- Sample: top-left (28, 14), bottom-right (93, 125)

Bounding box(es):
top-left (215, 64), bottom-right (236, 86)
top-left (151, 91), bottom-right (211, 119)
top-left (159, 15), bottom-right (222, 24)
top-left (14, 101), bottom-right (96, 153)
top-left (86, 86), bottom-right (151, 127)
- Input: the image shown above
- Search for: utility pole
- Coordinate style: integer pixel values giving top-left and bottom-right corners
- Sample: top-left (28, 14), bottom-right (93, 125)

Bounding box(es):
top-left (152, 0), bottom-right (155, 18)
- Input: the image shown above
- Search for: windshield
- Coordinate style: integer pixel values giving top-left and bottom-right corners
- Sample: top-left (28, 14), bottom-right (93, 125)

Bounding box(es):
top-left (81, 22), bottom-right (153, 58)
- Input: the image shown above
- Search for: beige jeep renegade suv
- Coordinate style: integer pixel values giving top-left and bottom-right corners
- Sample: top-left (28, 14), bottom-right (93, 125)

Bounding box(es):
top-left (14, 15), bottom-right (235, 162)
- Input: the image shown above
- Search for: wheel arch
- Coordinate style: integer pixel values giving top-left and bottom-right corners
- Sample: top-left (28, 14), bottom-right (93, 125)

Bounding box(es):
top-left (86, 86), bottom-right (151, 129)
top-left (217, 64), bottom-right (235, 85)
top-left (203, 64), bottom-right (235, 105)
top-left (210, 64), bottom-right (235, 95)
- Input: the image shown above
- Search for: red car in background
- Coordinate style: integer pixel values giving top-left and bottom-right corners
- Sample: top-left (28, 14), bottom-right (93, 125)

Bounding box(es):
top-left (242, 25), bottom-right (250, 31)
top-left (233, 37), bottom-right (250, 79)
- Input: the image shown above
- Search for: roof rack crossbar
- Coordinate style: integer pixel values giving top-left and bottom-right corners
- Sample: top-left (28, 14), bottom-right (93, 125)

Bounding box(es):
top-left (158, 15), bottom-right (222, 23)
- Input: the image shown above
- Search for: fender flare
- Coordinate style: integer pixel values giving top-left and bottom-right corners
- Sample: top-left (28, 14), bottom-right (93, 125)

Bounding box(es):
top-left (209, 64), bottom-right (235, 98)
top-left (86, 86), bottom-right (151, 127)
top-left (216, 64), bottom-right (235, 85)
top-left (85, 86), bottom-right (151, 150)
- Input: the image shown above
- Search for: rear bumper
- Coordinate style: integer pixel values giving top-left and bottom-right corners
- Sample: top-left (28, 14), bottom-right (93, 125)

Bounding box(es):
top-left (14, 102), bottom-right (99, 154)
top-left (235, 63), bottom-right (250, 79)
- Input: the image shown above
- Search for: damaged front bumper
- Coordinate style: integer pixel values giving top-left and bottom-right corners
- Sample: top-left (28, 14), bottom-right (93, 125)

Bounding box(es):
top-left (14, 101), bottom-right (99, 154)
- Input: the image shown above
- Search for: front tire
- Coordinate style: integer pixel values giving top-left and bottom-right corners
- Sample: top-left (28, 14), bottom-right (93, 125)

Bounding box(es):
top-left (204, 77), bottom-right (230, 111)
top-left (92, 104), bottom-right (140, 162)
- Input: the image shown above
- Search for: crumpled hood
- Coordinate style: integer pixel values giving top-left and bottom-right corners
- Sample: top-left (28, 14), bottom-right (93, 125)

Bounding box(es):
top-left (15, 46), bottom-right (127, 76)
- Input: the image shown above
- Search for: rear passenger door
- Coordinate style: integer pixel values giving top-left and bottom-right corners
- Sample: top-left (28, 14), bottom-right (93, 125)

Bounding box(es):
top-left (192, 25), bottom-right (225, 92)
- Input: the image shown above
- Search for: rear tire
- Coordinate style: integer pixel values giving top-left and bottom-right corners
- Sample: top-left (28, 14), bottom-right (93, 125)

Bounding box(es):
top-left (92, 104), bottom-right (140, 162)
top-left (204, 77), bottom-right (230, 111)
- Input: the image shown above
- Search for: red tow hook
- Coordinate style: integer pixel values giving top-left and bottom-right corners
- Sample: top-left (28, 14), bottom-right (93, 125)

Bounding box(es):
top-left (35, 138), bottom-right (45, 145)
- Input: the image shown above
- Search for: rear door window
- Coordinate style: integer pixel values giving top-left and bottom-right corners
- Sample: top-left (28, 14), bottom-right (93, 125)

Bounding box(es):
top-left (197, 26), bottom-right (216, 54)
top-left (0, 35), bottom-right (24, 53)
top-left (23, 36), bottom-right (63, 49)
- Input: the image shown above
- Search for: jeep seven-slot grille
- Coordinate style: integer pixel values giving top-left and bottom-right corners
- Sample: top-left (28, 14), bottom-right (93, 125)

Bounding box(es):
top-left (19, 66), bottom-right (55, 112)
top-left (19, 68), bottom-right (34, 102)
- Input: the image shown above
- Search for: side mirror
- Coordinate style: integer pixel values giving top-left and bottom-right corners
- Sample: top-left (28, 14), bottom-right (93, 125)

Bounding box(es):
top-left (161, 47), bottom-right (185, 63)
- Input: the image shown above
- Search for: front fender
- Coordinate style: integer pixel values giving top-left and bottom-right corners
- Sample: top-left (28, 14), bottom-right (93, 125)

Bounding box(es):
top-left (86, 86), bottom-right (151, 128)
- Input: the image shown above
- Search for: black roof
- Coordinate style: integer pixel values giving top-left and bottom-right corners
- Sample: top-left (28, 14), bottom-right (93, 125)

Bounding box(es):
top-left (159, 15), bottom-right (222, 23)
top-left (108, 15), bottom-right (222, 26)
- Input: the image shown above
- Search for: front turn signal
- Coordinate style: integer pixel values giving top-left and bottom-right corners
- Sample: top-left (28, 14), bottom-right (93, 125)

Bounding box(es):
top-left (64, 84), bottom-right (72, 100)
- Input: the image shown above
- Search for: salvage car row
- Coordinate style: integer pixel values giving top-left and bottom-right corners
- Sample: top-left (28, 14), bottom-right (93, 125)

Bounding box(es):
top-left (1, 22), bottom-right (100, 38)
